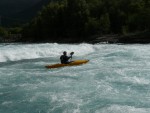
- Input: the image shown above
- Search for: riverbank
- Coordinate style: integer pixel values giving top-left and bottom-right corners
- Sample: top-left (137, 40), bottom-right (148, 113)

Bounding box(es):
top-left (89, 31), bottom-right (150, 44)
top-left (0, 31), bottom-right (150, 44)
top-left (0, 34), bottom-right (22, 43)
top-left (117, 31), bottom-right (150, 44)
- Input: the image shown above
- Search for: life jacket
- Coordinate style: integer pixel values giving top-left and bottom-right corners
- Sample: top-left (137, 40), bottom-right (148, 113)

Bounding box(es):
top-left (60, 55), bottom-right (70, 64)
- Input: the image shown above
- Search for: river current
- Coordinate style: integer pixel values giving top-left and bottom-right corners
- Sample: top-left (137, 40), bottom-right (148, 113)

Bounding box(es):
top-left (0, 43), bottom-right (150, 113)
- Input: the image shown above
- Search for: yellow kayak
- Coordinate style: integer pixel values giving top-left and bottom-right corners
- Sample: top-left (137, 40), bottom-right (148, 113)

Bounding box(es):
top-left (45, 60), bottom-right (89, 69)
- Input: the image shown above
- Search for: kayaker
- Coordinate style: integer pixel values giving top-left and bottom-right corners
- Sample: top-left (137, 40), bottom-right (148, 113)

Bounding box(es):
top-left (60, 51), bottom-right (74, 64)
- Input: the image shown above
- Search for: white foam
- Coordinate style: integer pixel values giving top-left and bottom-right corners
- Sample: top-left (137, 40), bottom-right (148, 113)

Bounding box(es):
top-left (0, 43), bottom-right (95, 62)
top-left (96, 105), bottom-right (150, 113)
top-left (2, 101), bottom-right (13, 105)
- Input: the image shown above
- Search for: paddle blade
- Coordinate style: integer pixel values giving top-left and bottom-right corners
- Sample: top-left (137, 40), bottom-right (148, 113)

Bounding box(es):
top-left (70, 52), bottom-right (74, 55)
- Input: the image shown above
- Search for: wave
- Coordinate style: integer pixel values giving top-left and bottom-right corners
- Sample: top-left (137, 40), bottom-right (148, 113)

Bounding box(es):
top-left (97, 105), bottom-right (150, 113)
top-left (0, 43), bottom-right (95, 62)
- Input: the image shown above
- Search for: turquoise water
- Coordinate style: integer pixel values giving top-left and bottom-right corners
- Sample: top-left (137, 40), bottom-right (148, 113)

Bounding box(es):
top-left (0, 43), bottom-right (150, 113)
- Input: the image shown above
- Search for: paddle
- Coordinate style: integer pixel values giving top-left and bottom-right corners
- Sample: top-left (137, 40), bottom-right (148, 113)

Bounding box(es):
top-left (70, 52), bottom-right (74, 60)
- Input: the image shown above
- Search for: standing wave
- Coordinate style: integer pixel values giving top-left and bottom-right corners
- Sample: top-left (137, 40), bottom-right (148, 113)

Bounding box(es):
top-left (0, 43), bottom-right (95, 62)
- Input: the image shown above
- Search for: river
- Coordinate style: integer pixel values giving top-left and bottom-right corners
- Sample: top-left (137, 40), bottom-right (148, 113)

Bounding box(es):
top-left (0, 43), bottom-right (150, 113)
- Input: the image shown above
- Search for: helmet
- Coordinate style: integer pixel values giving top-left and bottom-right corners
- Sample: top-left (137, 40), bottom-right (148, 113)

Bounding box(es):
top-left (63, 51), bottom-right (67, 54)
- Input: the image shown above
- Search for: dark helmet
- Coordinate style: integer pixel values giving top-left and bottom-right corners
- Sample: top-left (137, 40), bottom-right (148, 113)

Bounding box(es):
top-left (63, 51), bottom-right (67, 55)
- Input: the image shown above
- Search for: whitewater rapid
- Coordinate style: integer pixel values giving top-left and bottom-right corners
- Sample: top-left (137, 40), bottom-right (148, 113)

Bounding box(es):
top-left (0, 43), bottom-right (150, 113)
top-left (0, 43), bottom-right (94, 62)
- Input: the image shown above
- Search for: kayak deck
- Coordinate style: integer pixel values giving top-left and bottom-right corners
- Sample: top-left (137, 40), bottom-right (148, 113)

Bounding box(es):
top-left (45, 60), bottom-right (89, 69)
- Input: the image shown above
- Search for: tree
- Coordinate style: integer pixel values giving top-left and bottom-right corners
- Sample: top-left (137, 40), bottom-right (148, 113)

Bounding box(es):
top-left (64, 0), bottom-right (89, 38)
top-left (99, 13), bottom-right (110, 33)
top-left (0, 27), bottom-right (8, 37)
top-left (22, 0), bottom-right (150, 42)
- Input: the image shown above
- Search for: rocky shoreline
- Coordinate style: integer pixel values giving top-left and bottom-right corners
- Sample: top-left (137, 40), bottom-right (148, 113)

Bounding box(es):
top-left (89, 31), bottom-right (150, 44)
top-left (0, 31), bottom-right (150, 44)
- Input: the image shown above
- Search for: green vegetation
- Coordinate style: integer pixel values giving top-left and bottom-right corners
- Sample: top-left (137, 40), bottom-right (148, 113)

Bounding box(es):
top-left (0, 27), bottom-right (8, 37)
top-left (0, 0), bottom-right (149, 43)
top-left (0, 0), bottom-right (145, 43)
top-left (0, 27), bottom-right (22, 37)
top-left (0, 26), bottom-right (23, 43)
top-left (23, 0), bottom-right (150, 42)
